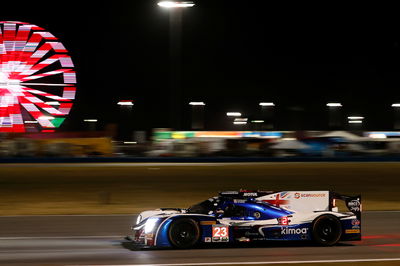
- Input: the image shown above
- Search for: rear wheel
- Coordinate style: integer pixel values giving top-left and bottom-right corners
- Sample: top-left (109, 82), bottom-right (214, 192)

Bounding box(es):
top-left (168, 218), bottom-right (200, 249)
top-left (312, 215), bottom-right (342, 246)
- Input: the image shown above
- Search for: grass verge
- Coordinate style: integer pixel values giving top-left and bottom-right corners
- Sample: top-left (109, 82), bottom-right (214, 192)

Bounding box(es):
top-left (0, 162), bottom-right (399, 215)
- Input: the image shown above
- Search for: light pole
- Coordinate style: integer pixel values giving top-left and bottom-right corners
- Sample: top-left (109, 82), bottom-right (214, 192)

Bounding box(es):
top-left (226, 112), bottom-right (242, 130)
top-left (117, 100), bottom-right (134, 140)
top-left (347, 116), bottom-right (364, 130)
top-left (233, 118), bottom-right (247, 130)
top-left (259, 102), bottom-right (275, 130)
top-left (83, 119), bottom-right (98, 131)
top-left (189, 101), bottom-right (205, 130)
top-left (392, 103), bottom-right (400, 130)
top-left (251, 120), bottom-right (264, 131)
top-left (327, 102), bottom-right (342, 129)
top-left (158, 1), bottom-right (195, 130)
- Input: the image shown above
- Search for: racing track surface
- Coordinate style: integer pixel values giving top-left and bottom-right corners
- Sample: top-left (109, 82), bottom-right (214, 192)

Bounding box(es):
top-left (1, 212), bottom-right (400, 265)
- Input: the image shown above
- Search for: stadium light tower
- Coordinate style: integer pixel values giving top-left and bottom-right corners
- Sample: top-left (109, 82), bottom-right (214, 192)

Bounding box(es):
top-left (158, 1), bottom-right (195, 130)
top-left (327, 102), bottom-right (343, 129)
top-left (189, 101), bottom-right (205, 129)
top-left (117, 100), bottom-right (134, 140)
top-left (83, 119), bottom-right (98, 131)
top-left (392, 103), bottom-right (400, 129)
top-left (347, 115), bottom-right (364, 130)
top-left (259, 102), bottom-right (275, 129)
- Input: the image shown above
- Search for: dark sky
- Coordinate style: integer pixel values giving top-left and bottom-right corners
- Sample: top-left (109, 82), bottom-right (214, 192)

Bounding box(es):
top-left (4, 1), bottom-right (400, 131)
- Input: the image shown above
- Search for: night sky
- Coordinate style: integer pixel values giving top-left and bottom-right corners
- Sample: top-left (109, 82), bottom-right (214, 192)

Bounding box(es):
top-left (4, 1), bottom-right (400, 132)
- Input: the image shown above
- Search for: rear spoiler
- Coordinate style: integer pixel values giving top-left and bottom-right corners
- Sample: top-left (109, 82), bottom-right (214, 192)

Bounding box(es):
top-left (330, 192), bottom-right (362, 220)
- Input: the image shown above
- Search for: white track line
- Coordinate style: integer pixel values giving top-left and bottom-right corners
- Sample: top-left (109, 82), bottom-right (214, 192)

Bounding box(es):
top-left (78, 258), bottom-right (400, 266)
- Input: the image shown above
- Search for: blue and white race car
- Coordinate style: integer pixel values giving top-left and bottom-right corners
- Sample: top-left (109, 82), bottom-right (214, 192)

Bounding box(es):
top-left (129, 190), bottom-right (361, 249)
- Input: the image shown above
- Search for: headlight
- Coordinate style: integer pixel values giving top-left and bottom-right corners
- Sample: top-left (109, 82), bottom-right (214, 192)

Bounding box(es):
top-left (136, 215), bottom-right (142, 225)
top-left (144, 218), bottom-right (159, 234)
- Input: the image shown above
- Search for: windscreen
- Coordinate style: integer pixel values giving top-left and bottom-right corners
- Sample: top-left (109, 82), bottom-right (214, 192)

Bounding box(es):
top-left (187, 198), bottom-right (216, 214)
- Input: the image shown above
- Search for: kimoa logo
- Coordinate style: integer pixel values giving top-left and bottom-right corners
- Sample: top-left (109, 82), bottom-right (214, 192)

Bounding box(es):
top-left (281, 227), bottom-right (308, 234)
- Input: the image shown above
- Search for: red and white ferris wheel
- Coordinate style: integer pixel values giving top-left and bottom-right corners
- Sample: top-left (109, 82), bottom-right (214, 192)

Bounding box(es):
top-left (0, 21), bottom-right (76, 133)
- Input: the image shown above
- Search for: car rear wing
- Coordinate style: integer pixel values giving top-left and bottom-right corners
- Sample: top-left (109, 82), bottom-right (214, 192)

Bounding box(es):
top-left (330, 192), bottom-right (362, 220)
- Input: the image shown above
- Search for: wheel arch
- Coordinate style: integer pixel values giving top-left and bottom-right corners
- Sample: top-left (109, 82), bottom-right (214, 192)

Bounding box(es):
top-left (154, 215), bottom-right (204, 247)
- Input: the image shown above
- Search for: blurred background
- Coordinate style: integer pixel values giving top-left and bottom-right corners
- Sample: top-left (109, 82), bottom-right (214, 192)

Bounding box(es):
top-left (1, 2), bottom-right (400, 264)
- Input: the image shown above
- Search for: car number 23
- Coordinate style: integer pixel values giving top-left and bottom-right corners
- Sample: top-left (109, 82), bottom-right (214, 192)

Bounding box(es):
top-left (212, 225), bottom-right (229, 237)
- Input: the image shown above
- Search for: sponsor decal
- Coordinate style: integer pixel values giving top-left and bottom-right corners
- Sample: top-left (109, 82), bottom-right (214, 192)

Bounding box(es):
top-left (212, 237), bottom-right (229, 242)
top-left (294, 193), bottom-right (301, 199)
top-left (302, 193), bottom-right (326, 198)
top-left (281, 227), bottom-right (308, 235)
top-left (221, 191), bottom-right (239, 195)
top-left (254, 212), bottom-right (261, 219)
top-left (348, 200), bottom-right (361, 212)
top-left (200, 221), bottom-right (216, 225)
top-left (345, 229), bottom-right (361, 234)
top-left (204, 237), bottom-right (211, 242)
top-left (245, 232), bottom-right (259, 236)
top-left (351, 219), bottom-right (361, 226)
top-left (243, 192), bottom-right (258, 197)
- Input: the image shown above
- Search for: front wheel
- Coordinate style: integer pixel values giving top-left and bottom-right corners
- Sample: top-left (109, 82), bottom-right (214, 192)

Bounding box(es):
top-left (168, 218), bottom-right (200, 249)
top-left (312, 215), bottom-right (342, 246)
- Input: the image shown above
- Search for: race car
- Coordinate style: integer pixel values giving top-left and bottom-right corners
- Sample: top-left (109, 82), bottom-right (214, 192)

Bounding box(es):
top-left (128, 190), bottom-right (361, 249)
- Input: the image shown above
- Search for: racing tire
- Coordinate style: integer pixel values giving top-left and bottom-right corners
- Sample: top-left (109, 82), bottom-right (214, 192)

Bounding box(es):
top-left (311, 214), bottom-right (342, 246)
top-left (168, 218), bottom-right (200, 249)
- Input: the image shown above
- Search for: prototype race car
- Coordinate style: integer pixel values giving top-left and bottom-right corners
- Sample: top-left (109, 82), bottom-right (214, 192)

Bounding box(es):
top-left (129, 190), bottom-right (361, 249)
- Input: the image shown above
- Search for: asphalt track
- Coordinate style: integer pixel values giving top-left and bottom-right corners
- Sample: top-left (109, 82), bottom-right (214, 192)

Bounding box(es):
top-left (0, 212), bottom-right (400, 265)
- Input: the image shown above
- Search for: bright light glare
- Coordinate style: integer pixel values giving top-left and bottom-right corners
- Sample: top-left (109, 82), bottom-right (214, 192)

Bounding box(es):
top-left (251, 120), bottom-right (264, 123)
top-left (369, 133), bottom-right (387, 139)
top-left (144, 218), bottom-right (159, 233)
top-left (117, 100), bottom-right (134, 106)
top-left (233, 121), bottom-right (247, 125)
top-left (348, 116), bottom-right (364, 120)
top-left (234, 118), bottom-right (248, 122)
top-left (327, 103), bottom-right (342, 107)
top-left (124, 141), bottom-right (137, 144)
top-left (83, 119), bottom-right (98, 122)
top-left (259, 102), bottom-right (275, 106)
top-left (392, 103), bottom-right (400, 107)
top-left (189, 102), bottom-right (205, 106)
top-left (348, 120), bottom-right (363, 124)
top-left (158, 1), bottom-right (195, 8)
top-left (227, 112), bottom-right (241, 117)
top-left (24, 121), bottom-right (38, 124)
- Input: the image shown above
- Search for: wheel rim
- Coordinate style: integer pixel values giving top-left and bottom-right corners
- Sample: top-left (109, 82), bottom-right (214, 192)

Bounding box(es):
top-left (316, 219), bottom-right (339, 242)
top-left (171, 221), bottom-right (197, 247)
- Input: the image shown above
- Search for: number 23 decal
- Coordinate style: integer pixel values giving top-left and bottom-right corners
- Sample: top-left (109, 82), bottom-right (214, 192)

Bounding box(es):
top-left (212, 226), bottom-right (229, 237)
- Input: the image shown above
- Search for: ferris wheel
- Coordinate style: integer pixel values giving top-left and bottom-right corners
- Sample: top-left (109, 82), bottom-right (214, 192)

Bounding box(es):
top-left (0, 21), bottom-right (76, 133)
